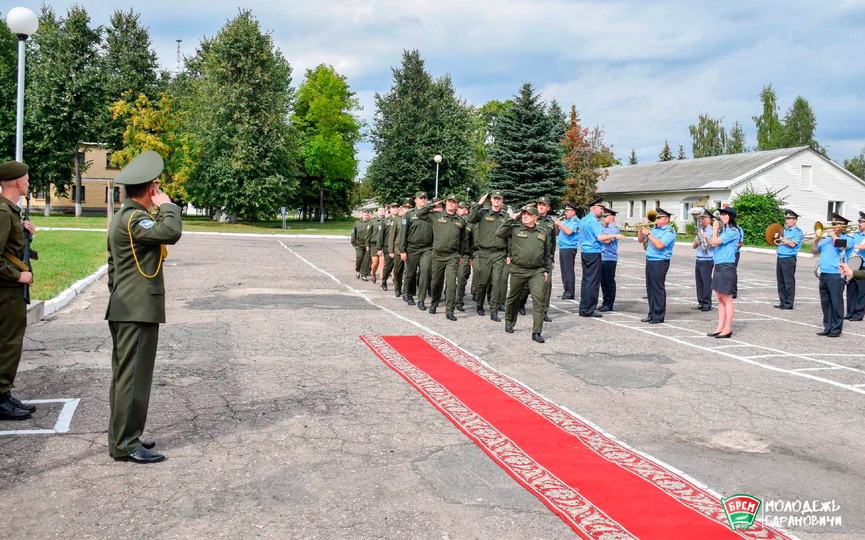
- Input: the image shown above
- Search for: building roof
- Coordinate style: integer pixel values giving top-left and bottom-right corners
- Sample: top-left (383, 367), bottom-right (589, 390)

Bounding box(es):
top-left (597, 146), bottom-right (811, 194)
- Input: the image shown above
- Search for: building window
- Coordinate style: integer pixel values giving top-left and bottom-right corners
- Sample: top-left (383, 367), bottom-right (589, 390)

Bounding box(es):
top-left (714, 200), bottom-right (722, 211)
top-left (640, 200), bottom-right (647, 217)
top-left (654, 199), bottom-right (660, 210)
top-left (71, 185), bottom-right (86, 203)
top-left (683, 202), bottom-right (692, 219)
top-left (34, 189), bottom-right (45, 199)
top-left (106, 152), bottom-right (119, 169)
top-left (800, 165), bottom-right (813, 191)
top-left (628, 200), bottom-right (635, 218)
top-left (827, 201), bottom-right (844, 221)
top-left (105, 186), bottom-right (120, 203)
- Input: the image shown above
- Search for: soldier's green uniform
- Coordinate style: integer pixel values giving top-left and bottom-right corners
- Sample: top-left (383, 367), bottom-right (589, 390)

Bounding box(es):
top-left (519, 199), bottom-right (557, 318)
top-left (497, 207), bottom-right (552, 338)
top-left (456, 203), bottom-right (474, 311)
top-left (467, 193), bottom-right (509, 315)
top-left (0, 160), bottom-right (38, 420)
top-left (379, 205), bottom-right (398, 290)
top-left (106, 151), bottom-right (182, 460)
top-left (388, 199), bottom-right (412, 297)
top-left (417, 197), bottom-right (467, 317)
top-left (350, 215), bottom-right (372, 279)
top-left (400, 192), bottom-right (434, 305)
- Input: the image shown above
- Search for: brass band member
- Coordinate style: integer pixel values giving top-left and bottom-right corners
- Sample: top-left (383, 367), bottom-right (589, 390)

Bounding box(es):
top-left (692, 209), bottom-right (715, 311)
top-left (706, 207), bottom-right (740, 338)
top-left (813, 213), bottom-right (852, 337)
top-left (844, 211), bottom-right (865, 321)
top-left (639, 208), bottom-right (676, 324)
top-left (775, 209), bottom-right (803, 309)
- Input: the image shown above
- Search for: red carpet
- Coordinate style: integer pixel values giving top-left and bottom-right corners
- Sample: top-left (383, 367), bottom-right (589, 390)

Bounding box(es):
top-left (361, 335), bottom-right (790, 539)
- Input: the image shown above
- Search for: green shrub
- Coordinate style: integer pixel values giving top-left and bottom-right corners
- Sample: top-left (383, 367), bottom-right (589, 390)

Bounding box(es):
top-left (731, 186), bottom-right (787, 244)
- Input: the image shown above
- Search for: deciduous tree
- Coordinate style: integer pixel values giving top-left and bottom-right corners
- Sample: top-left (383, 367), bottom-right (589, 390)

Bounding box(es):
top-left (727, 120), bottom-right (748, 154)
top-left (845, 147), bottom-right (865, 180)
top-left (689, 114), bottom-right (727, 158)
top-left (561, 106), bottom-right (617, 211)
top-left (753, 84), bottom-right (786, 151)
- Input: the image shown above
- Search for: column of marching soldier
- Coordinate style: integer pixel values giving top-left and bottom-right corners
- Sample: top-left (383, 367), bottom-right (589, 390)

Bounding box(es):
top-left (352, 193), bottom-right (865, 343)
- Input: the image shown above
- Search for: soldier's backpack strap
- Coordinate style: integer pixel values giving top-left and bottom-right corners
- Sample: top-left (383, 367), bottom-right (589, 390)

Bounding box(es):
top-left (127, 210), bottom-right (167, 279)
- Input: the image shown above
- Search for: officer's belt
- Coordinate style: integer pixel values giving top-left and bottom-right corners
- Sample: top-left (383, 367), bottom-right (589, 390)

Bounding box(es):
top-left (2, 250), bottom-right (29, 272)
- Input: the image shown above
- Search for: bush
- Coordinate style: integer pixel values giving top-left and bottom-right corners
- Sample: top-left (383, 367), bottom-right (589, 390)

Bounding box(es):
top-left (730, 186), bottom-right (787, 245)
top-left (684, 222), bottom-right (696, 236)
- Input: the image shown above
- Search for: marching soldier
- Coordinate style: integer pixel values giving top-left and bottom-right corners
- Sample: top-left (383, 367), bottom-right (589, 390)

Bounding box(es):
top-left (351, 209), bottom-right (372, 281)
top-left (369, 206), bottom-right (386, 284)
top-left (692, 209), bottom-right (715, 311)
top-left (639, 208), bottom-right (676, 324)
top-left (555, 202), bottom-right (580, 300)
top-left (518, 197), bottom-right (556, 322)
top-left (417, 195), bottom-right (467, 320)
top-left (845, 211), bottom-right (865, 321)
top-left (106, 151), bottom-right (182, 463)
top-left (578, 197), bottom-right (606, 317)
top-left (0, 161), bottom-right (37, 421)
top-left (388, 199), bottom-right (412, 297)
top-left (379, 203), bottom-right (399, 292)
top-left (400, 192), bottom-right (433, 310)
top-left (467, 191), bottom-right (509, 322)
top-left (775, 209), bottom-right (803, 310)
top-left (812, 213), bottom-right (852, 337)
top-left (497, 205), bottom-right (552, 343)
top-left (455, 202), bottom-right (474, 312)
top-left (599, 207), bottom-right (626, 312)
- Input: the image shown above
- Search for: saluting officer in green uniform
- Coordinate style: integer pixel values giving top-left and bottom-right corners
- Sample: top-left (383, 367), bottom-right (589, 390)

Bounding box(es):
top-left (379, 202), bottom-right (399, 291)
top-left (517, 196), bottom-right (556, 322)
top-left (497, 205), bottom-right (552, 343)
top-left (0, 161), bottom-right (38, 421)
top-left (351, 209), bottom-right (373, 281)
top-left (387, 199), bottom-right (412, 297)
top-left (417, 194), bottom-right (467, 321)
top-left (456, 201), bottom-right (473, 312)
top-left (400, 191), bottom-right (433, 310)
top-left (467, 191), bottom-right (509, 321)
top-left (106, 151), bottom-right (182, 463)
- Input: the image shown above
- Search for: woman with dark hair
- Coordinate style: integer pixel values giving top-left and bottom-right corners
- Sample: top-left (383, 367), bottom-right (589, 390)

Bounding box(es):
top-left (705, 208), bottom-right (740, 338)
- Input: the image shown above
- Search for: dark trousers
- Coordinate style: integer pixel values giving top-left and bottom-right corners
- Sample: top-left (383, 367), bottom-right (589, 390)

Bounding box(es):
top-left (776, 256), bottom-right (797, 308)
top-left (579, 252), bottom-right (601, 315)
top-left (382, 254), bottom-right (395, 286)
top-left (819, 274), bottom-right (845, 335)
top-left (474, 249), bottom-right (506, 310)
top-left (645, 259), bottom-right (670, 322)
top-left (403, 248), bottom-right (432, 301)
top-left (0, 291), bottom-right (27, 394)
top-left (518, 264), bottom-right (552, 313)
top-left (600, 260), bottom-right (617, 310)
top-left (430, 253), bottom-right (460, 312)
top-left (695, 259), bottom-right (714, 309)
top-left (505, 266), bottom-right (546, 333)
top-left (456, 258), bottom-right (471, 307)
top-left (558, 248), bottom-right (577, 298)
top-left (393, 256), bottom-right (404, 294)
top-left (846, 278), bottom-right (865, 319)
top-left (108, 321), bottom-right (160, 458)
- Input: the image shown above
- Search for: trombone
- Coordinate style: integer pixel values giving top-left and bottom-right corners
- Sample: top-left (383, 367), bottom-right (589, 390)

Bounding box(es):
top-left (636, 210), bottom-right (658, 251)
top-left (764, 221), bottom-right (823, 246)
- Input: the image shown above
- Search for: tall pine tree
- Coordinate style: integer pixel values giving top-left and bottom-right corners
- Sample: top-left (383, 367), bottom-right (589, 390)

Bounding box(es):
top-left (753, 84), bottom-right (786, 151)
top-left (628, 149), bottom-right (638, 165)
top-left (677, 145), bottom-right (687, 160)
top-left (658, 141), bottom-right (674, 161)
top-left (489, 83), bottom-right (564, 207)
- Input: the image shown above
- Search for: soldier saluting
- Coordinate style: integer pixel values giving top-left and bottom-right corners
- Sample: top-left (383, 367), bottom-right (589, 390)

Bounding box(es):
top-left (0, 161), bottom-right (37, 421)
top-left (106, 151), bottom-right (182, 463)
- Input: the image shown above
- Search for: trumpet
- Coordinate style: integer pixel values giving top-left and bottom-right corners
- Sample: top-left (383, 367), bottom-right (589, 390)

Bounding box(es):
top-left (764, 222), bottom-right (823, 246)
top-left (636, 210), bottom-right (658, 251)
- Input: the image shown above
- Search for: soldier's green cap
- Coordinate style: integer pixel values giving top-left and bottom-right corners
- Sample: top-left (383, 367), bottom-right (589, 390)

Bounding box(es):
top-left (445, 193), bottom-right (458, 202)
top-left (521, 205), bottom-right (539, 216)
top-left (490, 190), bottom-right (504, 198)
top-left (114, 150), bottom-right (164, 186)
top-left (537, 196), bottom-right (551, 205)
top-left (401, 198), bottom-right (413, 208)
top-left (458, 201), bottom-right (468, 209)
top-left (415, 191), bottom-right (428, 199)
top-left (389, 201), bottom-right (399, 207)
top-left (0, 161), bottom-right (28, 181)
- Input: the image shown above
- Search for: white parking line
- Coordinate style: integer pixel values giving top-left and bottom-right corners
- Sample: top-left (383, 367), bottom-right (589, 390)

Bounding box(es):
top-left (0, 398), bottom-right (81, 436)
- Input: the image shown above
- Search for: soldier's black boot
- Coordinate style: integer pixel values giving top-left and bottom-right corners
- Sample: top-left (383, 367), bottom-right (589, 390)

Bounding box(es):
top-left (476, 307), bottom-right (485, 316)
top-left (417, 301), bottom-right (427, 311)
top-left (498, 304), bottom-right (506, 312)
top-left (446, 312), bottom-right (457, 321)
top-left (381, 282), bottom-right (388, 291)
top-left (518, 305), bottom-right (527, 316)
top-left (428, 306), bottom-right (437, 314)
top-left (532, 333), bottom-right (545, 343)
top-left (0, 398), bottom-right (31, 421)
top-left (504, 324), bottom-right (514, 333)
top-left (405, 295), bottom-right (415, 306)
top-left (490, 311), bottom-right (501, 323)
top-left (543, 312), bottom-right (552, 323)
top-left (456, 304), bottom-right (465, 312)
top-left (3, 392), bottom-right (35, 412)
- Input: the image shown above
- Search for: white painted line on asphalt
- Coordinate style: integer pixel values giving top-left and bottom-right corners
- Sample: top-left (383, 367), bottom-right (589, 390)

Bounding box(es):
top-left (708, 345), bottom-right (753, 349)
top-left (40, 227), bottom-right (350, 239)
top-left (793, 367), bottom-right (846, 372)
top-left (0, 398), bottom-right (81, 436)
top-left (735, 309), bottom-right (865, 338)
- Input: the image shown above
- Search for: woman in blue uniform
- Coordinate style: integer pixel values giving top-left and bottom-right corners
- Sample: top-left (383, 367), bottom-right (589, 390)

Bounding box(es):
top-left (706, 207), bottom-right (740, 338)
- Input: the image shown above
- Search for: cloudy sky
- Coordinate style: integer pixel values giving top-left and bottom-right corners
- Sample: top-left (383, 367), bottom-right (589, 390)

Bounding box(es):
top-left (10, 0), bottom-right (865, 173)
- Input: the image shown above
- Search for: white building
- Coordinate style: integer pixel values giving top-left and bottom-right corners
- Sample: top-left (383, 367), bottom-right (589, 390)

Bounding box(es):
top-left (597, 146), bottom-right (865, 234)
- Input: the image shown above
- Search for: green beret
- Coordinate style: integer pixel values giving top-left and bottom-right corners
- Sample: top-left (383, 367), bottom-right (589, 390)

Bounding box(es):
top-left (114, 150), bottom-right (164, 186)
top-left (0, 161), bottom-right (28, 181)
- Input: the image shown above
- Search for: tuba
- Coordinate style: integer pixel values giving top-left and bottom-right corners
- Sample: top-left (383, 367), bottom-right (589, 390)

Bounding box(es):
top-left (690, 207), bottom-right (710, 254)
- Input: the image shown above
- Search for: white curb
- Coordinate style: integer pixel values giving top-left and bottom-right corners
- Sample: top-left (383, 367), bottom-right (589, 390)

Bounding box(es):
top-left (42, 264), bottom-right (108, 319)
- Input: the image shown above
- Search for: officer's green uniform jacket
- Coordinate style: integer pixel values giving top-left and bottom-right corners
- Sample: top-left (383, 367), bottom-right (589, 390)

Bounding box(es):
top-left (539, 214), bottom-right (557, 252)
top-left (417, 204), bottom-right (468, 256)
top-left (351, 219), bottom-right (372, 248)
top-left (369, 217), bottom-right (384, 251)
top-left (387, 215), bottom-right (403, 255)
top-left (106, 201), bottom-right (183, 323)
top-left (497, 219), bottom-right (552, 272)
top-left (400, 208), bottom-right (434, 252)
top-left (379, 215), bottom-right (395, 252)
top-left (467, 205), bottom-right (509, 251)
top-left (0, 196), bottom-right (27, 290)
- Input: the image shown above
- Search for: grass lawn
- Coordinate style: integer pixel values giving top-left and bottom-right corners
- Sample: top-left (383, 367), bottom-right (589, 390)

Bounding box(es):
top-left (30, 230), bottom-right (108, 301)
top-left (32, 214), bottom-right (353, 235)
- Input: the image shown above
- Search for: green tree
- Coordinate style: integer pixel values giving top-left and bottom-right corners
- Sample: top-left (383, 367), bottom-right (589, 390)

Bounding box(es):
top-left (782, 96), bottom-right (823, 154)
top-left (628, 149), bottom-right (638, 165)
top-left (753, 84), bottom-right (786, 151)
top-left (689, 114), bottom-right (727, 158)
top-left (25, 5), bottom-right (106, 216)
top-left (731, 186), bottom-right (787, 244)
top-left (490, 82), bottom-right (565, 207)
top-left (293, 64), bottom-right (363, 222)
top-left (368, 49), bottom-right (475, 204)
top-left (547, 99), bottom-right (567, 145)
top-left (470, 99), bottom-right (512, 192)
top-left (0, 19), bottom-right (17, 160)
top-left (845, 147), bottom-right (865, 180)
top-left (658, 140), bottom-right (674, 161)
top-left (101, 9), bottom-right (162, 151)
top-left (677, 145), bottom-right (687, 160)
top-left (561, 106), bottom-right (617, 211)
top-left (727, 120), bottom-right (748, 154)
top-left (183, 11), bottom-right (298, 221)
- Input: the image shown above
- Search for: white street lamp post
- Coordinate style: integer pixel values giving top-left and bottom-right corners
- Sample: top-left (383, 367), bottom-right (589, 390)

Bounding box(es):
top-left (6, 7), bottom-right (39, 161)
top-left (433, 154), bottom-right (442, 199)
